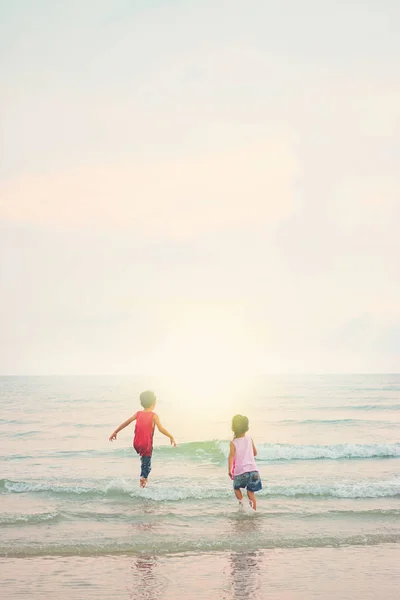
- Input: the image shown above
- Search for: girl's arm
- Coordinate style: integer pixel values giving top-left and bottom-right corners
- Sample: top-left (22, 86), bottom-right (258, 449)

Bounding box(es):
top-left (252, 439), bottom-right (257, 456)
top-left (109, 413), bottom-right (137, 441)
top-left (153, 414), bottom-right (176, 446)
top-left (228, 441), bottom-right (236, 478)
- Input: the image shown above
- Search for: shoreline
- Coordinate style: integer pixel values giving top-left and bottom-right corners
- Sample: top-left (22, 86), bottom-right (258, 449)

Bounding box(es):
top-left (2, 544), bottom-right (399, 599)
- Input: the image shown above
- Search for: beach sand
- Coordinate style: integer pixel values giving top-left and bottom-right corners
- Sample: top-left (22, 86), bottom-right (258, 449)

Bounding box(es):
top-left (2, 544), bottom-right (399, 600)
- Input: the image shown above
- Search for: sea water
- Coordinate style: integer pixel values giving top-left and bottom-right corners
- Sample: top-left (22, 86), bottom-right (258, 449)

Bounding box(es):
top-left (0, 375), bottom-right (399, 597)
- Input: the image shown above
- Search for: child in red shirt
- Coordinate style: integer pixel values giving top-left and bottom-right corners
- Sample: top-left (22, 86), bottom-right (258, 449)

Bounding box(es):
top-left (109, 390), bottom-right (176, 487)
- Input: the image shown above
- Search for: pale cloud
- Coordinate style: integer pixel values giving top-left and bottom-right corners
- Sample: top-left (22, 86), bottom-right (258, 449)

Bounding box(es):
top-left (0, 141), bottom-right (297, 237)
top-left (1, 0), bottom-right (400, 374)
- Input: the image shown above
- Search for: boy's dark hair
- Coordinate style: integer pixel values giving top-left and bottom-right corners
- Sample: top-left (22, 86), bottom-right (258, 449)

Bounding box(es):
top-left (140, 390), bottom-right (156, 409)
top-left (232, 414), bottom-right (249, 437)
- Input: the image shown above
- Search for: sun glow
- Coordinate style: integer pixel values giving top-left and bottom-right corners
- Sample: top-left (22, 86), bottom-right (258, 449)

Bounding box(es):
top-left (148, 319), bottom-right (257, 410)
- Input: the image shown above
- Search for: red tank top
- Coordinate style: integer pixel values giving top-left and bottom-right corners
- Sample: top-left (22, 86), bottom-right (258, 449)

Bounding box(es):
top-left (133, 411), bottom-right (155, 456)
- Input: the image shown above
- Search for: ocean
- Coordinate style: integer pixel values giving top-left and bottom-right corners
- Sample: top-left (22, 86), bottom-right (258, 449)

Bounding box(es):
top-left (1, 374), bottom-right (399, 599)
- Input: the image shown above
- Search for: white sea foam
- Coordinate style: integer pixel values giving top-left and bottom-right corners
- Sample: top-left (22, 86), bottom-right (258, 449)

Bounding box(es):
top-left (254, 442), bottom-right (400, 461)
top-left (2, 532), bottom-right (400, 557)
top-left (2, 477), bottom-right (399, 500)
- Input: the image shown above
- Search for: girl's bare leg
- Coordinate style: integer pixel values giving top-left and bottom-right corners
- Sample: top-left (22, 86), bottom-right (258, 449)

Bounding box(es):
top-left (247, 490), bottom-right (256, 510)
top-left (234, 488), bottom-right (244, 507)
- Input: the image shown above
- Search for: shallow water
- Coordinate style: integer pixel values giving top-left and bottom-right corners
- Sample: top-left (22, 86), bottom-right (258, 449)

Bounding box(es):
top-left (0, 375), bottom-right (399, 597)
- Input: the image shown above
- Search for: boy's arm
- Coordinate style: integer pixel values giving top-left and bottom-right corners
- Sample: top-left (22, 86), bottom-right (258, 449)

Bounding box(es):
top-left (252, 439), bottom-right (257, 456)
top-left (153, 414), bottom-right (176, 446)
top-left (228, 441), bottom-right (236, 478)
top-left (109, 413), bottom-right (137, 441)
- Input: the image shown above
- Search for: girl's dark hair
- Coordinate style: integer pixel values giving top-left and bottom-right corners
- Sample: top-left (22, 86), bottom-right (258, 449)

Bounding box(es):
top-left (232, 414), bottom-right (249, 437)
top-left (140, 390), bottom-right (156, 409)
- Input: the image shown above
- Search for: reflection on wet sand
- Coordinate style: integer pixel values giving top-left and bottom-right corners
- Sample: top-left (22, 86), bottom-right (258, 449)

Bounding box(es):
top-left (229, 551), bottom-right (261, 599)
top-left (226, 513), bottom-right (262, 599)
top-left (130, 556), bottom-right (164, 600)
top-left (128, 505), bottom-right (165, 600)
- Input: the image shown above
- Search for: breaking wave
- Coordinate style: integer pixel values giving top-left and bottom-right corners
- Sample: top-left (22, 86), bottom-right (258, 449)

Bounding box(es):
top-left (2, 477), bottom-right (399, 500)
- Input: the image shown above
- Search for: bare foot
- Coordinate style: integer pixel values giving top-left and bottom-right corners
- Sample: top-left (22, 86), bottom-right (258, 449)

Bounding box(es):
top-left (140, 478), bottom-right (147, 488)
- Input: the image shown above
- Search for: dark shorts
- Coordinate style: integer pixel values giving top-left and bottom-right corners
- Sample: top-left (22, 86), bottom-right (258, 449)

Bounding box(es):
top-left (233, 471), bottom-right (262, 492)
top-left (140, 455), bottom-right (152, 479)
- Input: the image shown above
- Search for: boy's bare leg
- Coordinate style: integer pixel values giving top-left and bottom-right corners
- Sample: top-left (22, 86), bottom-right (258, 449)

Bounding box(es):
top-left (139, 456), bottom-right (151, 487)
top-left (247, 490), bottom-right (256, 510)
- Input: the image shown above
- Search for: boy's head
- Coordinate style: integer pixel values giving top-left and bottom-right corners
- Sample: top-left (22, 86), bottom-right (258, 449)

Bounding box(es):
top-left (140, 390), bottom-right (156, 409)
top-left (232, 414), bottom-right (249, 437)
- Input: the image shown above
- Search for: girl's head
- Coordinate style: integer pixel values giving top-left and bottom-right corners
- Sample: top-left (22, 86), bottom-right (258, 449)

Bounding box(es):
top-left (231, 414), bottom-right (249, 437)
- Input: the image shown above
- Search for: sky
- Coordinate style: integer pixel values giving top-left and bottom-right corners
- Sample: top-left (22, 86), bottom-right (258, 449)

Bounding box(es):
top-left (1, 0), bottom-right (400, 377)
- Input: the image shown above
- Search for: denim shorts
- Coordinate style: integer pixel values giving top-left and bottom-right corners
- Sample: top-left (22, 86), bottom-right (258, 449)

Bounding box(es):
top-left (233, 471), bottom-right (262, 492)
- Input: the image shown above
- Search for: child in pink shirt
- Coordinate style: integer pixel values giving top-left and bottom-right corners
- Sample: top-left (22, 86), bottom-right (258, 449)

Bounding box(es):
top-left (228, 414), bottom-right (262, 510)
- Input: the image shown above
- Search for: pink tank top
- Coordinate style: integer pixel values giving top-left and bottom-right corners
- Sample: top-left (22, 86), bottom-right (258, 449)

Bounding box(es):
top-left (232, 436), bottom-right (257, 476)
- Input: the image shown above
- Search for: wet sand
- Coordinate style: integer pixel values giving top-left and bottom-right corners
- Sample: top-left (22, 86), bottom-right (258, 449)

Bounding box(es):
top-left (2, 544), bottom-right (399, 600)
